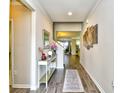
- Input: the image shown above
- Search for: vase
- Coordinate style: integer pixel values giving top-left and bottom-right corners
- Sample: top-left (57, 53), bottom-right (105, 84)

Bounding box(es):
top-left (41, 53), bottom-right (46, 60)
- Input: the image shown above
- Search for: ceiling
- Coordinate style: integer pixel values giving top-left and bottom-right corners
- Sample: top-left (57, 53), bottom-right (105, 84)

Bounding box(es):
top-left (38, 0), bottom-right (98, 22)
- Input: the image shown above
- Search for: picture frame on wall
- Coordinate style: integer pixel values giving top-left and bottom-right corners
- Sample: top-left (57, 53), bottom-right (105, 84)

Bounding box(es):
top-left (83, 24), bottom-right (98, 50)
top-left (92, 24), bottom-right (98, 44)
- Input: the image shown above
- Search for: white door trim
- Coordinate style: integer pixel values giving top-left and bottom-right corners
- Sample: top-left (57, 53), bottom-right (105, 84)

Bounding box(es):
top-left (21, 0), bottom-right (37, 90)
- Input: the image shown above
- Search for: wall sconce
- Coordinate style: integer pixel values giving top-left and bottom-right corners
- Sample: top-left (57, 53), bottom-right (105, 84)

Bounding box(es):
top-left (86, 19), bottom-right (89, 24)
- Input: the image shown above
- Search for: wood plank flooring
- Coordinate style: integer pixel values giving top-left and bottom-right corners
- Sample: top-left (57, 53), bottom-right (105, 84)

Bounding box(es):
top-left (10, 55), bottom-right (100, 93)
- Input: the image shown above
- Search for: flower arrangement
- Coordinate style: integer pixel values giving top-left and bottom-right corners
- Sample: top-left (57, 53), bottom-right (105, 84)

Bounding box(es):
top-left (50, 42), bottom-right (57, 51)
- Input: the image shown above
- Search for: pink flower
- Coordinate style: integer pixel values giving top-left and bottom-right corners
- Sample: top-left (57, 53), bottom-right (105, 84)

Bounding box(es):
top-left (50, 42), bottom-right (57, 50)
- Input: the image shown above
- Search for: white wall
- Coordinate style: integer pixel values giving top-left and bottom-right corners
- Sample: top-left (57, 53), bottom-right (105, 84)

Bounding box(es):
top-left (54, 22), bottom-right (82, 31)
top-left (56, 43), bottom-right (64, 68)
top-left (80, 0), bottom-right (114, 93)
top-left (0, 0), bottom-right (10, 93)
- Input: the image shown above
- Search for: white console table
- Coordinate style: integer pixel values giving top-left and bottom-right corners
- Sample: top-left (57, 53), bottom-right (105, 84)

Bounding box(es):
top-left (38, 55), bottom-right (56, 88)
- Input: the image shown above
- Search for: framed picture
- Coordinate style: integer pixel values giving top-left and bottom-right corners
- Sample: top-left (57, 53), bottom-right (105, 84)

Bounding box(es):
top-left (93, 24), bottom-right (98, 44)
top-left (83, 24), bottom-right (98, 50)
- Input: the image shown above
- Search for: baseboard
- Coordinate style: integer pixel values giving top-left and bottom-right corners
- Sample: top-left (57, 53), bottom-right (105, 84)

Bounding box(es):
top-left (30, 85), bottom-right (38, 90)
top-left (56, 66), bottom-right (64, 69)
top-left (80, 64), bottom-right (106, 93)
top-left (12, 84), bottom-right (30, 88)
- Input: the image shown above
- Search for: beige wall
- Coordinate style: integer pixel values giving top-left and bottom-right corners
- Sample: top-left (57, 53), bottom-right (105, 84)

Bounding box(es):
top-left (80, 0), bottom-right (114, 93)
top-left (10, 0), bottom-right (53, 88)
top-left (33, 1), bottom-right (53, 60)
top-left (10, 3), bottom-right (32, 85)
top-left (27, 0), bottom-right (53, 89)
top-left (10, 0), bottom-right (52, 89)
top-left (71, 40), bottom-right (76, 55)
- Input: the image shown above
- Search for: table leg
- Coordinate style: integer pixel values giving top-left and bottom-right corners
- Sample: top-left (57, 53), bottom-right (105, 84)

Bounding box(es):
top-left (46, 65), bottom-right (47, 88)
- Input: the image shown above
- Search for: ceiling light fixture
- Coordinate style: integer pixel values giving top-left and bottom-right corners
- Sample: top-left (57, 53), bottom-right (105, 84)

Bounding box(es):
top-left (68, 12), bottom-right (72, 16)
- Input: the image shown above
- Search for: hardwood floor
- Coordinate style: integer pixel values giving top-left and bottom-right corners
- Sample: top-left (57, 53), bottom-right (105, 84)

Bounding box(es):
top-left (10, 55), bottom-right (100, 93)
top-left (10, 86), bottom-right (30, 93)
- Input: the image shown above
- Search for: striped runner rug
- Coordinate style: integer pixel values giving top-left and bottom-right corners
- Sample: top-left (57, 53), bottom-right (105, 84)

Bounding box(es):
top-left (63, 69), bottom-right (84, 92)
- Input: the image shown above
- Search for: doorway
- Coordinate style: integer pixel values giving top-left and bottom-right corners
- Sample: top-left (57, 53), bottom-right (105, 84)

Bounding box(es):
top-left (9, 19), bottom-right (14, 86)
top-left (9, 0), bottom-right (36, 92)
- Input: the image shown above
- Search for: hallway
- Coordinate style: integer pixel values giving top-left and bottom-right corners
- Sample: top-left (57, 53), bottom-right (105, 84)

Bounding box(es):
top-left (0, 0), bottom-right (115, 92)
top-left (7, 0), bottom-right (113, 93)
top-left (11, 55), bottom-right (100, 93)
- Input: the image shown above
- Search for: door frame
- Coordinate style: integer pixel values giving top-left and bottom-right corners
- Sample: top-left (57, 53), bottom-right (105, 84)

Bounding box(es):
top-left (9, 19), bottom-right (14, 86)
top-left (10, 0), bottom-right (37, 90)
top-left (19, 0), bottom-right (37, 90)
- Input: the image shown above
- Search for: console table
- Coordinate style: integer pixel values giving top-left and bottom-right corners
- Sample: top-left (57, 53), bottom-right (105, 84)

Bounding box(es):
top-left (38, 55), bottom-right (56, 88)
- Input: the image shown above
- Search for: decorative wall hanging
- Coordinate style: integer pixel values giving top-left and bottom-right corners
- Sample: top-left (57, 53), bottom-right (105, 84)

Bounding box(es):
top-left (83, 24), bottom-right (98, 50)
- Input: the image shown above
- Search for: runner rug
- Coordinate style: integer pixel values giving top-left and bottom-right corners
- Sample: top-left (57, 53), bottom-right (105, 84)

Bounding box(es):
top-left (63, 69), bottom-right (84, 92)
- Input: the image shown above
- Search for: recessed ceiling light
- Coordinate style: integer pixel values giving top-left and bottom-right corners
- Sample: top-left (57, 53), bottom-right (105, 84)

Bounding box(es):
top-left (68, 12), bottom-right (72, 16)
